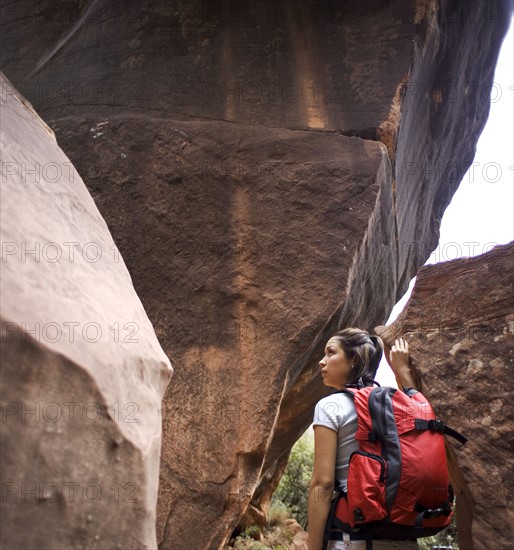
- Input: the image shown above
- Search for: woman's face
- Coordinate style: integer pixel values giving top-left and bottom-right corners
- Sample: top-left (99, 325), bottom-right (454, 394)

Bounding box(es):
top-left (319, 338), bottom-right (354, 390)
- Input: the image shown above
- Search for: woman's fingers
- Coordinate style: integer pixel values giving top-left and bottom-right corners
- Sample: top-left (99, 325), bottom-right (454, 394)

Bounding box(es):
top-left (389, 337), bottom-right (410, 370)
top-left (392, 337), bottom-right (408, 352)
top-left (389, 337), bottom-right (417, 389)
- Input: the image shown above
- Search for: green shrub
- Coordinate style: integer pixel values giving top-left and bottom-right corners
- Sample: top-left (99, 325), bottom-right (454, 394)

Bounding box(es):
top-left (233, 540), bottom-right (270, 550)
top-left (266, 525), bottom-right (294, 548)
top-left (242, 525), bottom-right (261, 540)
top-left (272, 430), bottom-right (314, 529)
top-left (417, 513), bottom-right (459, 549)
top-left (232, 527), bottom-right (291, 550)
top-left (268, 499), bottom-right (292, 526)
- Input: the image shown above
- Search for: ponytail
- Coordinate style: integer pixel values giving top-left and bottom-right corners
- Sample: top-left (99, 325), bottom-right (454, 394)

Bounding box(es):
top-left (369, 335), bottom-right (384, 378)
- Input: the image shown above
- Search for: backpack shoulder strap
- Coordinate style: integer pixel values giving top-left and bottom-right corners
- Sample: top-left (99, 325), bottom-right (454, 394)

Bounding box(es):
top-left (339, 387), bottom-right (357, 398)
top-left (340, 379), bottom-right (380, 395)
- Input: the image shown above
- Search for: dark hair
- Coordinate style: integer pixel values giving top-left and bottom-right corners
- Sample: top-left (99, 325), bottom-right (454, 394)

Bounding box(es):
top-left (330, 328), bottom-right (383, 386)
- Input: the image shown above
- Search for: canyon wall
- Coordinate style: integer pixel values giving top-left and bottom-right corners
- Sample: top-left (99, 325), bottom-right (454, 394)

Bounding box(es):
top-left (1, 1), bottom-right (511, 548)
top-left (0, 73), bottom-right (173, 549)
top-left (376, 242), bottom-right (514, 550)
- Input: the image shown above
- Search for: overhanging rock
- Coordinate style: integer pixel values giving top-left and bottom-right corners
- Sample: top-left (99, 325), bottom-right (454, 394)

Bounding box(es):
top-left (0, 1), bottom-right (511, 548)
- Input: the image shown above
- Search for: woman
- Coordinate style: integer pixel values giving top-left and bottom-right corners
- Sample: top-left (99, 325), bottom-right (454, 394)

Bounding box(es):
top-left (307, 328), bottom-right (418, 550)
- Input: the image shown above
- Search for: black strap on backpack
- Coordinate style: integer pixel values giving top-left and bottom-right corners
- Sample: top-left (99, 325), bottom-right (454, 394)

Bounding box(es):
top-left (344, 377), bottom-right (380, 390)
top-left (414, 419), bottom-right (468, 444)
top-left (413, 485), bottom-right (454, 529)
top-left (323, 485), bottom-right (374, 549)
top-left (414, 497), bottom-right (453, 529)
top-left (322, 484), bottom-right (345, 550)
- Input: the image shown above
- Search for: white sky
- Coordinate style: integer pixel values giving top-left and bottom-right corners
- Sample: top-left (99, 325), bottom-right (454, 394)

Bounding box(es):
top-left (376, 17), bottom-right (514, 386)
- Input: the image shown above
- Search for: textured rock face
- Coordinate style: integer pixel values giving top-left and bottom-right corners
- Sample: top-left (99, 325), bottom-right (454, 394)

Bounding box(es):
top-left (0, 74), bottom-right (173, 549)
top-left (376, 243), bottom-right (514, 550)
top-left (1, 1), bottom-right (511, 548)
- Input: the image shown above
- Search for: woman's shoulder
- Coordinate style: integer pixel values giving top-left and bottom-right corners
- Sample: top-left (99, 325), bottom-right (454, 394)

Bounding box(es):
top-left (316, 391), bottom-right (355, 408)
top-left (313, 391), bottom-right (356, 426)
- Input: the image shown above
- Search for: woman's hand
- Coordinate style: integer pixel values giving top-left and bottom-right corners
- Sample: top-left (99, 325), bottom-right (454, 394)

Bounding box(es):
top-left (389, 337), bottom-right (417, 389)
top-left (390, 337), bottom-right (410, 371)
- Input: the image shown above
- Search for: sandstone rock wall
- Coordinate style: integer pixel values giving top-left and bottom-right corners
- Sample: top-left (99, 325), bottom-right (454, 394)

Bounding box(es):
top-left (376, 242), bottom-right (514, 550)
top-left (0, 73), bottom-right (173, 549)
top-left (1, 1), bottom-right (511, 548)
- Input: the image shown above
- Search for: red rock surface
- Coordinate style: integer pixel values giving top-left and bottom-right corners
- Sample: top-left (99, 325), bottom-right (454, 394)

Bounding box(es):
top-left (376, 242), bottom-right (514, 550)
top-left (0, 1), bottom-right (511, 548)
top-left (0, 73), bottom-right (173, 550)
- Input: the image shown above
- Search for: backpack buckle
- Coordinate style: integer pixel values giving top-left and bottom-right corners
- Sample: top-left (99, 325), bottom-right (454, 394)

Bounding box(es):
top-left (353, 508), bottom-right (365, 522)
top-left (428, 419), bottom-right (445, 433)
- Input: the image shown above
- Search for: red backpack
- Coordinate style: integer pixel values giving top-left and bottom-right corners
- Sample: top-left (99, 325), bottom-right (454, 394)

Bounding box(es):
top-left (324, 384), bottom-right (467, 546)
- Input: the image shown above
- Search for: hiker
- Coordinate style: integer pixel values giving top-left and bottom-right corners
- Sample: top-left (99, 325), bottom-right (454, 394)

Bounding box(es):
top-left (307, 328), bottom-right (419, 550)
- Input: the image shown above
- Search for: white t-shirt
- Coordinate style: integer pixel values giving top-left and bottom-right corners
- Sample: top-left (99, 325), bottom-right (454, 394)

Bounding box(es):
top-left (312, 392), bottom-right (359, 492)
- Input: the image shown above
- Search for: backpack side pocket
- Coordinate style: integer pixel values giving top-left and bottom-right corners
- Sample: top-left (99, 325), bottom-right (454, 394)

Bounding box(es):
top-left (346, 451), bottom-right (388, 526)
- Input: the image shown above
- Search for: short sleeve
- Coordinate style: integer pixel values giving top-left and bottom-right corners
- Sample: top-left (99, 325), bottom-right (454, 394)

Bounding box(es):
top-left (312, 396), bottom-right (347, 432)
